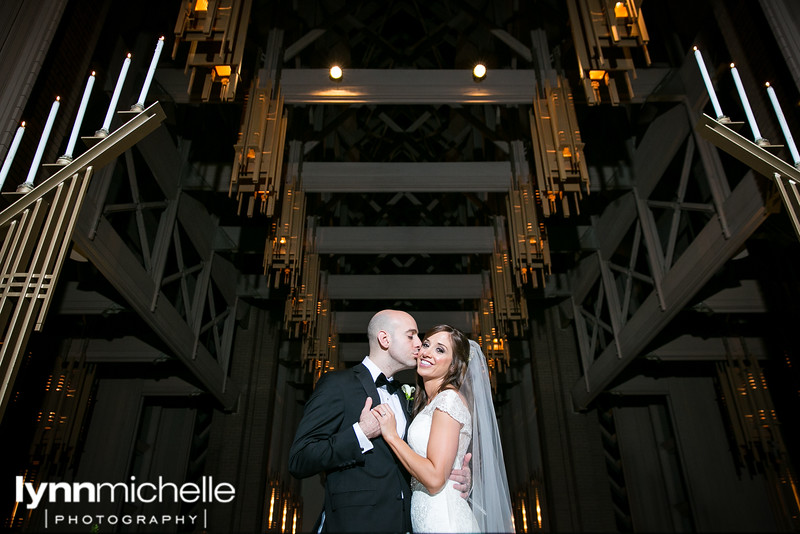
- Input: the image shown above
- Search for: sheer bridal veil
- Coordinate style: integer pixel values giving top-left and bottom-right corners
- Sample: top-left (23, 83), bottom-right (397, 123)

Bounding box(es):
top-left (463, 340), bottom-right (514, 533)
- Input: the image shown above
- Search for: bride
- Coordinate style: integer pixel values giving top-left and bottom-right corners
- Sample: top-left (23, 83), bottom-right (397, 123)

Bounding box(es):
top-left (371, 325), bottom-right (514, 533)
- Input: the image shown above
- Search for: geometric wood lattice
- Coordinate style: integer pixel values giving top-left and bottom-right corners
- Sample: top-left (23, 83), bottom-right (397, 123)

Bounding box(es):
top-left (0, 102), bottom-right (167, 422)
top-left (0, 168), bottom-right (93, 423)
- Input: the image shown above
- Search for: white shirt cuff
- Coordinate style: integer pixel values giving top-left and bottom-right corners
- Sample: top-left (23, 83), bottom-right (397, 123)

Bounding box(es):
top-left (353, 422), bottom-right (374, 453)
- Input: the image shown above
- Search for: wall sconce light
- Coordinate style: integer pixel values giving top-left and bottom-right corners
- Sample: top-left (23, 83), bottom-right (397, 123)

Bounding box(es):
top-left (473, 63), bottom-right (487, 82)
top-left (614, 1), bottom-right (629, 18)
top-left (329, 65), bottom-right (343, 81)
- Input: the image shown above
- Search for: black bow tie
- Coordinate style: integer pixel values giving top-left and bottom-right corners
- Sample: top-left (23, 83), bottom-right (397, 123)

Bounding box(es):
top-left (375, 373), bottom-right (399, 395)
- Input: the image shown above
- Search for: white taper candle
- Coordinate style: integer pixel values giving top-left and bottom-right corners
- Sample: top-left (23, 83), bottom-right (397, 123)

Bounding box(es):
top-left (63, 71), bottom-right (95, 158)
top-left (0, 122), bottom-right (25, 190)
top-left (766, 82), bottom-right (800, 167)
top-left (100, 54), bottom-right (131, 134)
top-left (693, 47), bottom-right (725, 120)
top-left (730, 63), bottom-right (765, 144)
top-left (134, 36), bottom-right (165, 110)
top-left (24, 97), bottom-right (60, 186)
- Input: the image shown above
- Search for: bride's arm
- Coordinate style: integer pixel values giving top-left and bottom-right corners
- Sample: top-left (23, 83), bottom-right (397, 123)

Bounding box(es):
top-left (372, 405), bottom-right (460, 494)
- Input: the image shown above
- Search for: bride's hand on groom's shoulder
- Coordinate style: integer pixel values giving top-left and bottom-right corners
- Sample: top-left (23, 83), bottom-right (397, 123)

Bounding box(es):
top-left (450, 452), bottom-right (472, 499)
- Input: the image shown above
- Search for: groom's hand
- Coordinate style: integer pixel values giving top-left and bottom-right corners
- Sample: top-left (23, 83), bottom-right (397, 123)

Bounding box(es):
top-left (358, 397), bottom-right (380, 438)
top-left (450, 452), bottom-right (472, 499)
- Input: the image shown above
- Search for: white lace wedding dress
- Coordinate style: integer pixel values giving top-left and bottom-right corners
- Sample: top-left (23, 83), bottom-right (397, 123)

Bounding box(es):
top-left (407, 389), bottom-right (480, 533)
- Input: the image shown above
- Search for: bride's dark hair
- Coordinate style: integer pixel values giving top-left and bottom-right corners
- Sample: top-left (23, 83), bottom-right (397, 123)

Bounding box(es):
top-left (412, 324), bottom-right (471, 415)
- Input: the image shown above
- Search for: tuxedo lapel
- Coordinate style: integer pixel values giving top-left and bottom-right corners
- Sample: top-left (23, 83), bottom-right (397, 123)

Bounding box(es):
top-left (354, 363), bottom-right (381, 409)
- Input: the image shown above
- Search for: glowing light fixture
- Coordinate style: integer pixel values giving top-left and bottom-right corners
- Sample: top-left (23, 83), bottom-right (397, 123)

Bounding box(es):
top-left (172, 0), bottom-right (250, 102)
top-left (473, 63), bottom-right (487, 81)
top-left (214, 65), bottom-right (232, 77)
top-left (329, 65), bottom-right (343, 81)
top-left (568, 0), bottom-right (650, 104)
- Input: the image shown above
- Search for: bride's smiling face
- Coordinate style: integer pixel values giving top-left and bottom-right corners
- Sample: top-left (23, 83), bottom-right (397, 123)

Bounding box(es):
top-left (416, 331), bottom-right (453, 381)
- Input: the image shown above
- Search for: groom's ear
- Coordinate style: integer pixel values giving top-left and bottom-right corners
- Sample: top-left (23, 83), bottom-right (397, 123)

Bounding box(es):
top-left (378, 329), bottom-right (391, 350)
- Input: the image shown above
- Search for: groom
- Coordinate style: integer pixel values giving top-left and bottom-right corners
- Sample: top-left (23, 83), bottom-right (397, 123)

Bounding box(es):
top-left (289, 309), bottom-right (467, 532)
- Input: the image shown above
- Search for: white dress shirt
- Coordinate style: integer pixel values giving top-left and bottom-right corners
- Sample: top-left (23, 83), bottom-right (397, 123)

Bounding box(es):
top-left (353, 356), bottom-right (408, 453)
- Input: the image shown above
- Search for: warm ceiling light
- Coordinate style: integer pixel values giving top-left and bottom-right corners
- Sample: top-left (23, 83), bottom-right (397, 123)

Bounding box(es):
top-left (614, 2), bottom-right (629, 18)
top-left (588, 69), bottom-right (606, 80)
top-left (214, 65), bottom-right (232, 77)
top-left (329, 65), bottom-right (343, 81)
top-left (194, 0), bottom-right (208, 11)
top-left (473, 63), bottom-right (487, 81)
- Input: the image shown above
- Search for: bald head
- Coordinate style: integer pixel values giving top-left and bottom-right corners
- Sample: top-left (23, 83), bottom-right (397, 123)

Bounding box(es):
top-left (366, 309), bottom-right (420, 375)
top-left (368, 310), bottom-right (404, 349)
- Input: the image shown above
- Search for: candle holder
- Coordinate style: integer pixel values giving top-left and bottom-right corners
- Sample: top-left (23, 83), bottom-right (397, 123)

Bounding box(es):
top-left (94, 128), bottom-right (109, 138)
top-left (129, 103), bottom-right (145, 113)
top-left (54, 155), bottom-right (73, 165)
top-left (16, 182), bottom-right (34, 194)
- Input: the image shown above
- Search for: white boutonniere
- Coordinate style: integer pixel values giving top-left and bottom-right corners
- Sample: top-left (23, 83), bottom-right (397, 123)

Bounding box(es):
top-left (401, 384), bottom-right (415, 401)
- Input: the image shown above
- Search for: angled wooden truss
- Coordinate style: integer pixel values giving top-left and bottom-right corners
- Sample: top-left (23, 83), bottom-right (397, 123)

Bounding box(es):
top-left (0, 103), bottom-right (166, 421)
top-left (569, 105), bottom-right (774, 410)
top-left (73, 119), bottom-right (240, 410)
top-left (172, 0), bottom-right (252, 102)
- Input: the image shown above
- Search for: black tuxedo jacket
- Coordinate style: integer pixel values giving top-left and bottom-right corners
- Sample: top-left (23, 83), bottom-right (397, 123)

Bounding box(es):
top-left (289, 363), bottom-right (412, 533)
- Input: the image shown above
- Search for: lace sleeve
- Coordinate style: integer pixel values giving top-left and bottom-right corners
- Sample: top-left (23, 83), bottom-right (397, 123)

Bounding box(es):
top-left (431, 389), bottom-right (470, 426)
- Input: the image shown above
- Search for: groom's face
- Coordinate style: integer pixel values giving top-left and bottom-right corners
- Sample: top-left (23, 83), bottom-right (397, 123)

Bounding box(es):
top-left (388, 313), bottom-right (421, 370)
